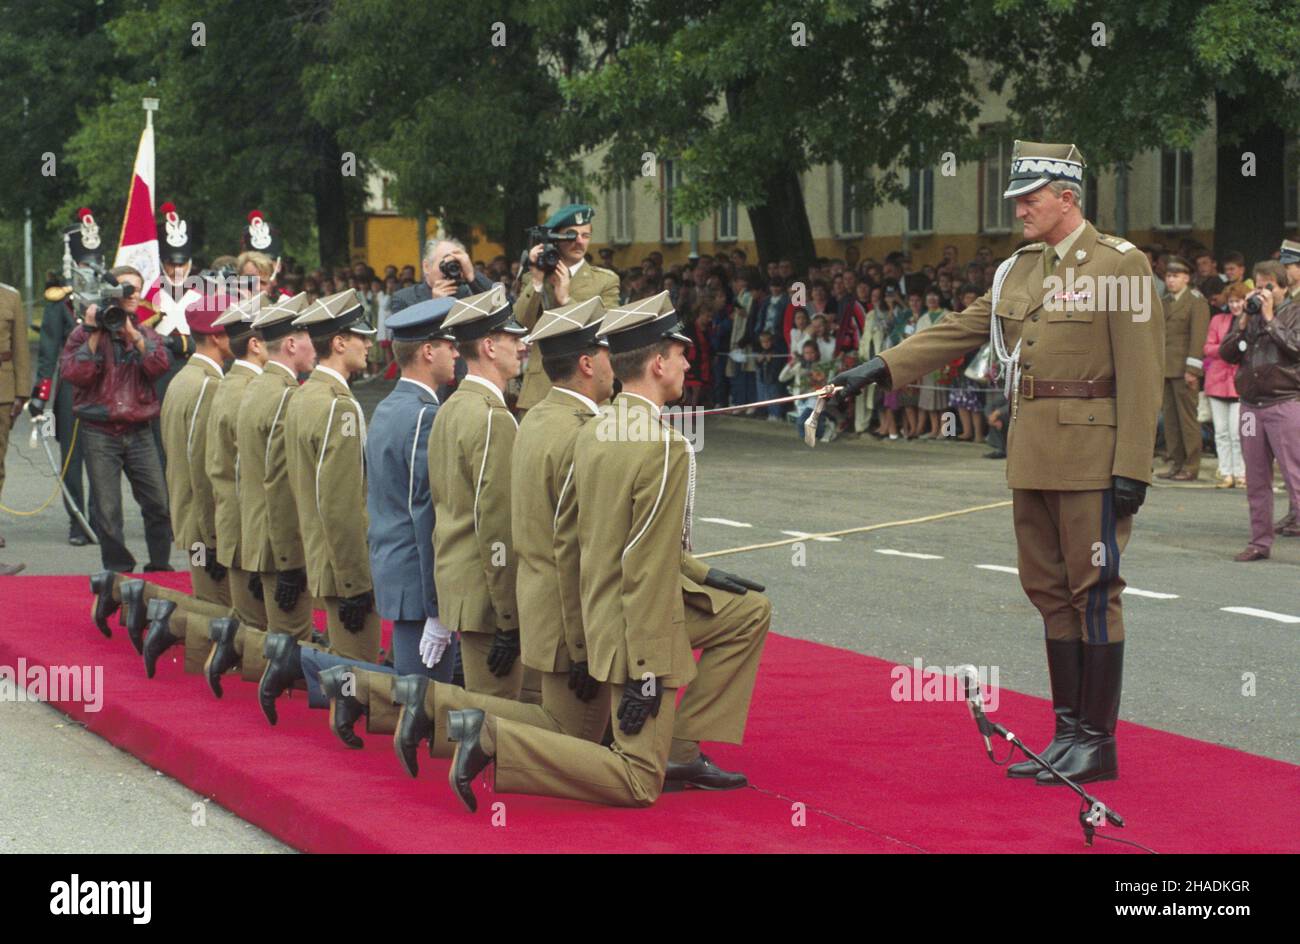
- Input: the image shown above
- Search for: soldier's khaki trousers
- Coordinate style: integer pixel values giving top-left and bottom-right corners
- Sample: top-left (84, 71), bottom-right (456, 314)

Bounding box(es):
top-left (109, 572), bottom-right (230, 624)
top-left (490, 589), bottom-right (771, 807)
top-left (1013, 488), bottom-right (1130, 644)
top-left (227, 566), bottom-right (268, 630)
top-left (460, 630), bottom-right (524, 699)
top-left (189, 563), bottom-right (232, 608)
top-left (0, 407), bottom-right (11, 499)
top-left (1162, 378), bottom-right (1201, 476)
top-left (322, 596), bottom-right (382, 663)
top-left (344, 668), bottom-right (611, 746)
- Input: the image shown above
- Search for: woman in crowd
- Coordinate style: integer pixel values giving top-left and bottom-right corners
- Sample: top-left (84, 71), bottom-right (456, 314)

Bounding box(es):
top-left (1205, 282), bottom-right (1247, 488)
top-left (788, 308), bottom-right (812, 358)
top-left (809, 314), bottom-right (837, 361)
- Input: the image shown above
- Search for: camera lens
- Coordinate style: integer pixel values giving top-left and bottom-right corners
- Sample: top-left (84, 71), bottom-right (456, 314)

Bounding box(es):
top-left (1245, 296), bottom-right (1262, 315)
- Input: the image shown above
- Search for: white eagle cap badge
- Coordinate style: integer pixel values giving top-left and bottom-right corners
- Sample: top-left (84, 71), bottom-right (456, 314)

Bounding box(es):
top-left (162, 202), bottom-right (188, 248)
top-left (79, 208), bottom-right (101, 251)
top-left (247, 210), bottom-right (272, 251)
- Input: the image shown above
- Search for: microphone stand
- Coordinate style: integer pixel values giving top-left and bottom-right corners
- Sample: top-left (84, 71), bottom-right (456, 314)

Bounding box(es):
top-left (956, 670), bottom-right (1128, 852)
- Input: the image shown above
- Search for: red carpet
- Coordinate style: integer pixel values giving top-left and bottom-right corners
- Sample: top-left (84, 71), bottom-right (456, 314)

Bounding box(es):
top-left (1, 574), bottom-right (1294, 853)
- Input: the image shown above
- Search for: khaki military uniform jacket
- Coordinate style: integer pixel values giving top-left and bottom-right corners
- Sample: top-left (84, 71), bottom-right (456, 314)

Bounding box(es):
top-left (880, 222), bottom-right (1164, 490)
top-left (512, 264), bottom-right (620, 409)
top-left (235, 362), bottom-right (301, 573)
top-left (208, 361), bottom-right (260, 568)
top-left (1161, 288), bottom-right (1211, 379)
top-left (283, 366), bottom-right (371, 598)
top-left (574, 393), bottom-right (730, 688)
top-left (428, 376), bottom-right (519, 635)
top-left (160, 353), bottom-right (223, 551)
top-left (0, 284), bottom-right (31, 405)
top-left (512, 386), bottom-right (601, 673)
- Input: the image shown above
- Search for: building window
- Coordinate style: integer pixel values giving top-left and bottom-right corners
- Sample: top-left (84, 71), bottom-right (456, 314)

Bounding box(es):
top-left (663, 160), bottom-right (684, 242)
top-left (352, 218), bottom-right (367, 249)
top-left (611, 182), bottom-right (633, 243)
top-left (1285, 138), bottom-right (1298, 229)
top-left (907, 167), bottom-right (934, 234)
top-left (981, 137), bottom-right (1013, 232)
top-left (836, 165), bottom-right (864, 237)
top-left (1159, 148), bottom-right (1193, 228)
top-left (718, 197), bottom-right (739, 241)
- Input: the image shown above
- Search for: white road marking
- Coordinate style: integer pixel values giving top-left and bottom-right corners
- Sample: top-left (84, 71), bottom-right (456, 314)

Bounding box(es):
top-left (875, 549), bottom-right (944, 560)
top-left (780, 530), bottom-right (842, 543)
top-left (698, 517), bottom-right (752, 528)
top-left (1220, 606), bottom-right (1300, 625)
top-left (1123, 588), bottom-right (1179, 600)
top-left (976, 564), bottom-right (1019, 575)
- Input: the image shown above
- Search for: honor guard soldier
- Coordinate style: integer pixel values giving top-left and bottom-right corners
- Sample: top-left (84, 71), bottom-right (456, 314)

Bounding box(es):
top-left (257, 289), bottom-right (377, 724)
top-left (1155, 257), bottom-right (1211, 481)
top-left (512, 204), bottom-right (621, 411)
top-left (34, 216), bottom-right (103, 547)
top-left (386, 296), bottom-right (616, 773)
top-left (199, 292), bottom-right (270, 696)
top-left (833, 141), bottom-right (1164, 784)
top-left (443, 292), bottom-right (771, 811)
top-left (1280, 239), bottom-right (1300, 305)
top-left (205, 292), bottom-right (319, 697)
top-left (301, 297), bottom-right (464, 747)
top-left (426, 286), bottom-right (528, 698)
top-left (140, 201), bottom-right (199, 405)
top-left (240, 209), bottom-right (289, 300)
top-left (0, 276), bottom-right (31, 573)
top-left (142, 288), bottom-right (243, 678)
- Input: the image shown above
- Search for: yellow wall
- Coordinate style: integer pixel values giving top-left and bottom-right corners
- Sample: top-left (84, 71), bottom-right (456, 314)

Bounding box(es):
top-left (350, 215), bottom-right (507, 273)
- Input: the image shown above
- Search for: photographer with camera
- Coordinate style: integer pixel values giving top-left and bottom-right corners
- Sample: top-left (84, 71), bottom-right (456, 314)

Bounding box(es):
top-left (1219, 258), bottom-right (1300, 561)
top-left (512, 205), bottom-right (620, 411)
top-left (59, 265), bottom-right (173, 575)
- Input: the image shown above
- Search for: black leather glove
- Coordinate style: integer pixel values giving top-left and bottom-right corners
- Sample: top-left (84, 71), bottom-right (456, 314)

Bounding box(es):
top-left (703, 567), bottom-right (766, 595)
top-left (567, 659), bottom-right (600, 702)
top-left (617, 676), bottom-right (663, 735)
top-left (248, 572), bottom-right (264, 602)
top-left (337, 590), bottom-right (374, 634)
top-left (830, 356), bottom-right (888, 399)
top-left (1112, 475), bottom-right (1147, 518)
top-left (487, 628), bottom-right (520, 677)
top-left (202, 549), bottom-right (227, 583)
top-left (274, 567), bottom-right (307, 612)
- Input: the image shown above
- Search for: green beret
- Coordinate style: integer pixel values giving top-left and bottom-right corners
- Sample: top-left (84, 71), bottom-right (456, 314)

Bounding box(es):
top-left (544, 204), bottom-right (595, 229)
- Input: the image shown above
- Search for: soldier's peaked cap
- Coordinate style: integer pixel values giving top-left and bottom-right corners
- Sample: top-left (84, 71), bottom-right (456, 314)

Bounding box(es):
top-left (213, 291), bottom-right (268, 341)
top-left (596, 291), bottom-right (692, 354)
top-left (526, 297), bottom-right (608, 357)
top-left (1279, 239), bottom-right (1300, 265)
top-left (544, 204), bottom-right (594, 229)
top-left (292, 288), bottom-right (376, 339)
top-left (444, 285), bottom-right (526, 341)
top-left (386, 296), bottom-right (457, 342)
top-left (252, 292), bottom-right (313, 341)
top-left (1003, 140), bottom-right (1086, 198)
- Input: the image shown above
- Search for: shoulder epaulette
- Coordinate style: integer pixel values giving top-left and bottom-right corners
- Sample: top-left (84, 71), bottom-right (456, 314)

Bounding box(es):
top-left (1096, 234), bottom-right (1137, 254)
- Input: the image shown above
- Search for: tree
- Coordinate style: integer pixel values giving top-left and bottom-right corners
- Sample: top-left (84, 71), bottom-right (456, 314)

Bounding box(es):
top-left (547, 0), bottom-right (986, 271)
top-left (63, 0), bottom-right (360, 269)
top-left (973, 0), bottom-right (1300, 265)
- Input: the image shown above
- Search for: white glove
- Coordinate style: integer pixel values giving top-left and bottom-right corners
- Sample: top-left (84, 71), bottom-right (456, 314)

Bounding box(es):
top-left (419, 617), bottom-right (452, 669)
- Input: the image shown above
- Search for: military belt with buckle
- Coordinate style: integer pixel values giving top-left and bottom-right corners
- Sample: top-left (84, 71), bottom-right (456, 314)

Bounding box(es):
top-left (1018, 376), bottom-right (1114, 399)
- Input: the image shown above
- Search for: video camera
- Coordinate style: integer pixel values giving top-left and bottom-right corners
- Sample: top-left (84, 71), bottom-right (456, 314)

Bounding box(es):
top-left (44, 262), bottom-right (134, 330)
top-left (522, 225), bottom-right (579, 275)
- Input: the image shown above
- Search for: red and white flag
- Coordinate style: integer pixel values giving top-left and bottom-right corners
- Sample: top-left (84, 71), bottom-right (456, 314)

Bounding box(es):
top-left (112, 117), bottom-right (160, 285)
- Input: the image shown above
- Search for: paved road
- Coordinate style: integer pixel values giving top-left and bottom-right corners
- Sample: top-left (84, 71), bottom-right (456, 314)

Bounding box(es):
top-left (1, 380), bottom-right (1295, 851)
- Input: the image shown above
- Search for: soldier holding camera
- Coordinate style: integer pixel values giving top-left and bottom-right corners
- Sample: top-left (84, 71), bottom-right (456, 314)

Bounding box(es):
top-left (512, 205), bottom-right (621, 411)
top-left (58, 263), bottom-right (173, 576)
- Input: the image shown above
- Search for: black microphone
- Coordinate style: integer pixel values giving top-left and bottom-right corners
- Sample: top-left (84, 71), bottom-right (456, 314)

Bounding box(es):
top-left (956, 664), bottom-right (994, 755)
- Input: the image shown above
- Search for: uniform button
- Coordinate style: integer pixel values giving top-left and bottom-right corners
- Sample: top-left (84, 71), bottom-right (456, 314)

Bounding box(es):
top-left (1031, 314), bottom-right (1039, 322)
top-left (636, 658), bottom-right (645, 666)
top-left (1026, 339), bottom-right (1035, 346)
top-left (1088, 415), bottom-right (1095, 422)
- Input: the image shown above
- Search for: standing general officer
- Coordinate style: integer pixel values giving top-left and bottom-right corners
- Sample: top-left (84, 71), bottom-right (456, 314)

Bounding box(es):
top-left (834, 141), bottom-right (1163, 785)
top-left (512, 205), bottom-right (621, 411)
